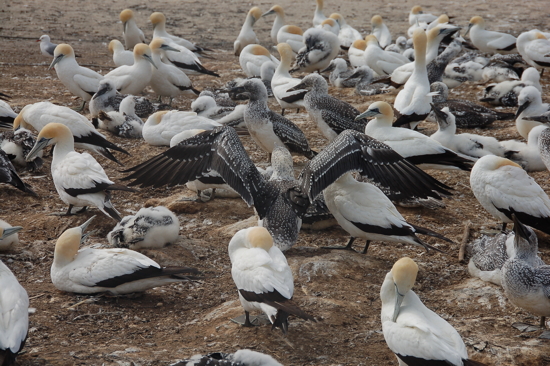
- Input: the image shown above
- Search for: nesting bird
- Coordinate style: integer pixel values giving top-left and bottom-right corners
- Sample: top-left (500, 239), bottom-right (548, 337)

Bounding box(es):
top-left (348, 39), bottom-right (367, 68)
top-left (149, 12), bottom-right (210, 55)
top-left (517, 31), bottom-right (550, 71)
top-left (501, 125), bottom-right (548, 172)
top-left (292, 28), bottom-right (340, 73)
top-left (171, 350), bottom-right (283, 366)
top-left (104, 44), bottom-right (157, 95)
top-left (363, 35), bottom-right (409, 76)
top-left (1, 128), bottom-right (44, 171)
top-left (234, 7), bottom-right (262, 56)
top-left (466, 16), bottom-right (517, 54)
top-left (481, 67), bottom-right (541, 107)
top-left (97, 95), bottom-right (144, 139)
top-left (323, 58), bottom-right (358, 88)
top-left (119, 9), bottom-right (146, 50)
top-left (239, 44), bottom-right (279, 78)
top-left (515, 86), bottom-right (550, 139)
top-left (329, 13), bottom-right (362, 49)
top-left (0, 220), bottom-right (23, 251)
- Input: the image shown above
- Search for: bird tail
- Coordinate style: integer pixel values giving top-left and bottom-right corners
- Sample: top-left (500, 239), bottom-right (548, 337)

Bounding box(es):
top-left (96, 148), bottom-right (124, 166)
top-left (272, 310), bottom-right (289, 335)
top-left (410, 224), bottom-right (454, 244)
top-left (495, 112), bottom-right (515, 121)
top-left (102, 192), bottom-right (122, 222)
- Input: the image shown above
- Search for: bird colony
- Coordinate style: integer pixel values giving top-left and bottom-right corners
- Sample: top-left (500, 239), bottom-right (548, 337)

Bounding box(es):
top-left (2, 1), bottom-right (550, 365)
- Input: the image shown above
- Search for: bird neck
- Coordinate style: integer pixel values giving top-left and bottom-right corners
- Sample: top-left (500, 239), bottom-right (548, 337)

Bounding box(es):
top-left (271, 15), bottom-right (286, 41)
top-left (154, 22), bottom-right (167, 35)
top-left (152, 51), bottom-right (163, 67)
top-left (426, 36), bottom-right (441, 62)
top-left (414, 45), bottom-right (427, 72)
top-left (380, 272), bottom-right (397, 322)
top-left (242, 14), bottom-right (256, 32)
top-left (53, 240), bottom-right (79, 268)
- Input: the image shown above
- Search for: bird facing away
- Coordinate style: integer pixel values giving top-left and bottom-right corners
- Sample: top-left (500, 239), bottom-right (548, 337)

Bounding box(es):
top-left (108, 39), bottom-right (134, 67)
top-left (119, 9), bottom-right (146, 50)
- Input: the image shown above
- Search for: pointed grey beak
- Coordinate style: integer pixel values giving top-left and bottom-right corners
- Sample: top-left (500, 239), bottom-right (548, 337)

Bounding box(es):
top-left (320, 62), bottom-right (336, 73)
top-left (465, 23), bottom-right (473, 37)
top-left (123, 21), bottom-right (127, 33)
top-left (160, 44), bottom-right (180, 53)
top-left (515, 100), bottom-right (531, 119)
top-left (49, 54), bottom-right (64, 70)
top-left (392, 283), bottom-right (405, 322)
top-left (79, 215), bottom-right (96, 243)
top-left (261, 9), bottom-right (275, 17)
top-left (355, 108), bottom-right (379, 121)
top-left (26, 137), bottom-right (51, 161)
top-left (512, 214), bottom-right (529, 242)
top-left (430, 103), bottom-right (448, 123)
top-left (1, 226), bottom-right (23, 240)
top-left (143, 54), bottom-right (158, 69)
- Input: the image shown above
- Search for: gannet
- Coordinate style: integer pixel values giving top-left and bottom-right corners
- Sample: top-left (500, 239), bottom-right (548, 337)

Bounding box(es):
top-left (539, 126), bottom-right (550, 173)
top-left (481, 67), bottom-right (541, 107)
top-left (0, 99), bottom-right (17, 130)
top-left (159, 37), bottom-right (219, 76)
top-left (199, 90), bottom-right (237, 108)
top-left (38, 34), bottom-right (56, 57)
top-left (515, 86), bottom-right (550, 139)
top-left (97, 96), bottom-right (143, 139)
top-left (371, 15), bottom-right (391, 49)
top-left (319, 18), bottom-right (340, 36)
top-left (501, 125), bottom-right (547, 172)
top-left (363, 35), bottom-right (409, 76)
top-left (292, 28), bottom-right (340, 73)
top-left (89, 79), bottom-right (157, 119)
top-left (51, 216), bottom-right (198, 294)
top-left (26, 123), bottom-right (134, 221)
top-left (108, 39), bottom-right (134, 67)
top-left (430, 105), bottom-right (505, 158)
top-left (312, 0), bottom-right (327, 27)
top-left (1, 128), bottom-right (44, 171)
top-left (470, 155), bottom-right (550, 233)
top-left (171, 350), bottom-right (283, 366)
top-left (348, 39), bottom-right (367, 67)
top-left (234, 7), bottom-right (262, 56)
top-left (149, 38), bottom-right (200, 105)
top-left (323, 58), bottom-right (357, 88)
top-left (15, 102), bottom-right (129, 164)
top-left (408, 6), bottom-right (438, 25)
top-left (346, 66), bottom-right (390, 96)
top-left (103, 44), bottom-right (156, 95)
top-left (427, 14), bottom-right (450, 31)
top-left (381, 257), bottom-right (487, 366)
top-left (149, 12), bottom-right (210, 55)
top-left (120, 9), bottom-right (146, 50)
top-left (443, 56), bottom-right (486, 88)
top-left (0, 150), bottom-right (36, 196)
top-left (517, 31), bottom-right (550, 71)
top-left (481, 58), bottom-right (523, 83)
top-left (329, 13), bottom-right (362, 49)
top-left (385, 36), bottom-right (408, 54)
top-left (289, 73), bottom-right (367, 141)
top-left (191, 96), bottom-right (234, 120)
top-left (217, 104), bottom-right (246, 128)
top-left (0, 259), bottom-right (28, 366)
top-left (239, 44), bottom-right (279, 77)
top-left (49, 44), bottom-right (103, 111)
top-left (466, 16), bottom-right (517, 54)
top-left (277, 25), bottom-right (305, 54)
top-left (427, 35), bottom-right (465, 85)
top-left (271, 43), bottom-right (306, 115)
top-left (358, 101), bottom-right (473, 170)
top-left (107, 206), bottom-right (179, 250)
top-left (0, 220), bottom-right (22, 251)
top-left (262, 5), bottom-right (287, 44)
top-left (502, 215), bottom-right (550, 330)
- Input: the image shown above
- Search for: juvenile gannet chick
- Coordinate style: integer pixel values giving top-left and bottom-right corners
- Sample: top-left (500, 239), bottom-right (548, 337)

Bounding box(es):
top-left (363, 35), bottom-right (409, 76)
top-left (0, 259), bottom-right (28, 366)
top-left (466, 16), bottom-right (517, 54)
top-left (348, 39), bottom-right (367, 68)
top-left (149, 12), bottom-right (210, 55)
top-left (358, 101), bottom-right (473, 170)
top-left (108, 206), bottom-right (179, 250)
top-left (15, 102), bottom-right (129, 164)
top-left (322, 58), bottom-right (358, 88)
top-left (38, 34), bottom-right (57, 57)
top-left (97, 96), bottom-right (144, 139)
top-left (90, 80), bottom-right (158, 120)
top-left (104, 44), bottom-right (156, 95)
top-left (470, 155), bottom-right (550, 234)
top-left (381, 257), bottom-right (487, 366)
top-left (502, 215), bottom-right (550, 330)
top-left (271, 43), bottom-right (306, 115)
top-left (480, 67), bottom-right (541, 107)
top-left (0, 99), bottom-right (17, 130)
top-left (51, 216), bottom-right (198, 294)
top-left (234, 7), bottom-right (262, 56)
top-left (329, 13), bottom-right (362, 49)
top-left (346, 66), bottom-right (390, 96)
top-left (292, 28), bottom-right (340, 73)
top-left (0, 220), bottom-right (23, 251)
top-left (239, 44), bottom-right (280, 77)
top-left (481, 59), bottom-right (522, 83)
top-left (501, 125), bottom-right (547, 172)
top-left (49, 44), bottom-right (103, 111)
top-left (191, 95), bottom-right (234, 120)
top-left (385, 36), bottom-right (408, 54)
top-left (119, 9), bottom-right (146, 50)
top-left (262, 5), bottom-right (287, 44)
top-left (108, 39), bottom-right (134, 67)
top-left (228, 227), bottom-right (314, 334)
top-left (149, 38), bottom-right (199, 105)
top-left (430, 105), bottom-right (505, 158)
top-left (371, 15), bottom-right (391, 49)
top-left (442, 54), bottom-right (486, 88)
top-left (1, 128), bottom-right (44, 171)
top-left (0, 149), bottom-right (36, 196)
top-left (517, 31), bottom-right (550, 71)
top-left (26, 123), bottom-right (134, 221)
top-left (539, 126), bottom-right (550, 173)
top-left (408, 6), bottom-right (438, 25)
top-left (171, 350), bottom-right (283, 366)
top-left (427, 34), bottom-right (464, 85)
top-left (515, 86), bottom-right (550, 139)
top-left (312, 0), bottom-right (327, 27)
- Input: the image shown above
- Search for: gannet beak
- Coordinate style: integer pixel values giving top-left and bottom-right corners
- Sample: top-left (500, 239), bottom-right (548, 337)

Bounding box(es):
top-left (26, 137), bottom-right (52, 161)
top-left (144, 54), bottom-right (158, 69)
top-left (345, 70), bottom-right (361, 81)
top-left (355, 108), bottom-right (378, 121)
top-left (515, 100), bottom-right (531, 119)
top-left (160, 44), bottom-right (180, 53)
top-left (261, 9), bottom-right (275, 17)
top-left (79, 215), bottom-right (96, 243)
top-left (48, 54), bottom-right (64, 70)
top-left (430, 104), bottom-right (448, 124)
top-left (392, 283), bottom-right (405, 322)
top-left (123, 21), bottom-right (128, 33)
top-left (320, 63), bottom-right (336, 73)
top-left (1, 226), bottom-right (23, 240)
top-left (92, 86), bottom-right (109, 100)
top-left (465, 23), bottom-right (473, 37)
top-left (512, 214), bottom-right (529, 241)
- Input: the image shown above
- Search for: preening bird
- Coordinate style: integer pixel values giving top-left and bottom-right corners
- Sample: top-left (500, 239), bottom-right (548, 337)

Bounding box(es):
top-left (466, 16), bottom-right (517, 54)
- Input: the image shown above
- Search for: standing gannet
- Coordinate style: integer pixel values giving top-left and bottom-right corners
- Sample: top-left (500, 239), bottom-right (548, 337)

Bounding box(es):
top-left (481, 67), bottom-right (541, 107)
top-left (371, 15), bottom-right (391, 49)
top-left (502, 215), bottom-right (550, 330)
top-left (271, 43), bottom-right (306, 115)
top-left (381, 257), bottom-right (487, 366)
top-left (262, 5), bottom-right (287, 44)
top-left (540, 126), bottom-right (550, 173)
top-left (348, 39), bottom-right (367, 67)
top-left (0, 150), bottom-right (36, 196)
top-left (149, 12), bottom-right (210, 55)
top-left (0, 99), bottom-right (17, 130)
top-left (51, 216), bottom-right (198, 294)
top-left (26, 123), bottom-right (134, 221)
top-left (228, 227), bottom-right (314, 333)
top-left (322, 58), bottom-right (358, 88)
top-left (104, 44), bottom-right (156, 95)
top-left (329, 13), bottom-right (362, 49)
top-left (234, 7), bottom-right (262, 56)
top-left (363, 35), bottom-right (409, 76)
top-left (1, 128), bottom-right (44, 171)
top-left (119, 9), bottom-right (146, 50)
top-left (0, 260), bottom-right (28, 366)
top-left (466, 16), bottom-right (517, 54)
top-left (14, 102), bottom-right (128, 164)
top-left (153, 35), bottom-right (219, 77)
top-left (312, 0), bottom-right (327, 27)
top-left (515, 86), bottom-right (550, 139)
top-left (517, 31), bottom-right (550, 71)
top-left (292, 28), bottom-right (340, 73)
top-left (0, 220), bottom-right (23, 251)
top-left (38, 34), bottom-right (57, 57)
top-left (470, 155), bottom-right (550, 233)
top-left (108, 39), bottom-right (134, 67)
top-left (408, 6), bottom-right (438, 25)
top-left (49, 44), bottom-right (103, 111)
top-left (501, 125), bottom-right (547, 172)
top-left (239, 44), bottom-right (280, 77)
top-left (358, 101), bottom-right (473, 170)
top-left (97, 96), bottom-right (143, 139)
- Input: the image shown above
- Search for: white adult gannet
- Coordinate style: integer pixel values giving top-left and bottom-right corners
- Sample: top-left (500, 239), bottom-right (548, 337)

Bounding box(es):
top-left (272, 43), bottom-right (307, 115)
top-left (228, 226), bottom-right (314, 333)
top-left (0, 220), bottom-right (22, 251)
top-left (38, 34), bottom-right (56, 57)
top-left (49, 44), bottom-right (103, 111)
top-left (515, 86), bottom-right (550, 139)
top-left (1, 128), bottom-right (44, 171)
top-left (0, 259), bottom-right (28, 366)
top-left (14, 102), bottom-right (128, 164)
top-left (501, 125), bottom-right (547, 172)
top-left (108, 206), bottom-right (179, 250)
top-left (517, 31), bottom-right (550, 71)
top-left (470, 155), bottom-right (550, 234)
top-left (149, 12), bottom-right (210, 55)
top-left (234, 7), bottom-right (262, 56)
top-left (97, 96), bottom-right (143, 139)
top-left (427, 14), bottom-right (450, 31)
top-left (0, 100), bottom-right (17, 130)
top-left (239, 44), bottom-right (279, 77)
top-left (480, 67), bottom-right (541, 107)
top-left (408, 6), bottom-right (438, 25)
top-left (358, 101), bottom-right (473, 170)
top-left (171, 350), bottom-right (283, 366)
top-left (292, 28), bottom-right (340, 73)
top-left (153, 35), bottom-right (219, 77)
top-left (363, 35), bottom-right (409, 76)
top-left (119, 9), bottom-right (146, 50)
top-left (0, 149), bottom-right (36, 196)
top-left (104, 44), bottom-right (156, 95)
top-left (381, 257), bottom-right (487, 366)
top-left (329, 13), bottom-right (362, 49)
top-left (51, 216), bottom-right (198, 294)
top-left (348, 39), bottom-right (367, 67)
top-left (108, 39), bottom-right (134, 67)
top-left (466, 16), bottom-right (517, 54)
top-left (312, 0), bottom-right (327, 27)
top-left (262, 5), bottom-right (287, 44)
top-left (371, 15), bottom-right (391, 49)
top-left (277, 25), bottom-right (305, 54)
top-left (26, 123), bottom-right (134, 221)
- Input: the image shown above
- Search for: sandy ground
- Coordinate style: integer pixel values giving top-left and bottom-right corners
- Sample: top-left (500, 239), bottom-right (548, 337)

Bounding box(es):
top-left (1, 0), bottom-right (550, 365)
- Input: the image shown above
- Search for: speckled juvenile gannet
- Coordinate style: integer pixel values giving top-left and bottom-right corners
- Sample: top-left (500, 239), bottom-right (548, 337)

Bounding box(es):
top-left (329, 13), bottom-right (362, 49)
top-left (348, 39), bottom-right (367, 68)
top-left (517, 31), bottom-right (550, 71)
top-left (385, 36), bottom-right (408, 54)
top-left (0, 259), bottom-right (28, 366)
top-left (427, 35), bottom-right (464, 84)
top-left (0, 149), bottom-right (36, 196)
top-left (470, 155), bottom-right (550, 234)
top-left (466, 16), bottom-right (517, 54)
top-left (322, 58), bottom-right (357, 88)
top-left (312, 0), bottom-right (327, 27)
top-left (108, 39), bottom-right (134, 67)
top-left (120, 9), bottom-right (146, 50)
top-left (292, 28), bottom-right (340, 73)
top-left (49, 44), bottom-right (103, 111)
top-left (51, 216), bottom-right (198, 294)
top-left (97, 95), bottom-right (143, 139)
top-left (149, 12), bottom-right (210, 55)
top-left (502, 215), bottom-right (550, 330)
top-left (0, 100), bottom-right (18, 130)
top-left (89, 79), bottom-right (157, 119)
top-left (234, 7), bottom-right (262, 56)
top-left (1, 128), bottom-right (44, 171)
top-left (171, 350), bottom-right (283, 366)
top-left (26, 123), bottom-right (134, 221)
top-left (108, 206), bottom-right (179, 250)
top-left (539, 126), bottom-right (550, 173)
top-left (381, 257), bottom-right (488, 366)
top-left (408, 6), bottom-right (438, 26)
top-left (104, 44), bottom-right (156, 95)
top-left (38, 35), bottom-right (57, 57)
top-left (515, 86), bottom-right (550, 139)
top-left (0, 220), bottom-right (22, 251)
top-left (15, 102), bottom-right (129, 164)
top-left (501, 125), bottom-right (547, 172)
top-left (481, 67), bottom-right (541, 107)
top-left (239, 44), bottom-right (279, 77)
top-left (363, 35), bottom-right (409, 76)
top-left (346, 66), bottom-right (390, 96)
top-left (371, 15), bottom-right (391, 49)
top-left (271, 43), bottom-right (306, 115)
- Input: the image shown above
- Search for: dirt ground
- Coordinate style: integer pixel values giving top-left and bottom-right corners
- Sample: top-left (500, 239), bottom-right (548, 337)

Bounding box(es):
top-left (1, 0), bottom-right (550, 365)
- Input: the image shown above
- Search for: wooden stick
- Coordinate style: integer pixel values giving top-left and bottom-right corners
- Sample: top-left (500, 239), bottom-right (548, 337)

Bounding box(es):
top-left (458, 220), bottom-right (471, 263)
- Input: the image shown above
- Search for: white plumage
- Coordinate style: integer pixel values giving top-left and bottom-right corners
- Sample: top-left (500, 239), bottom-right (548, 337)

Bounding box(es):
top-left (293, 27), bottom-right (340, 73)
top-left (481, 67), bottom-right (541, 107)
top-left (466, 16), bottom-right (517, 54)
top-left (191, 96), bottom-right (234, 120)
top-left (371, 15), bottom-right (391, 49)
top-left (277, 25), bottom-right (305, 54)
top-left (517, 31), bottom-right (550, 70)
top-left (108, 39), bottom-right (134, 67)
top-left (119, 9), bottom-right (146, 50)
top-left (515, 86), bottom-right (550, 139)
top-left (408, 6), bottom-right (438, 26)
top-left (348, 39), bottom-right (367, 68)
top-left (239, 44), bottom-right (279, 78)
top-left (104, 44), bottom-right (156, 95)
top-left (143, 110), bottom-right (220, 146)
top-left (234, 7), bottom-right (262, 56)
top-left (272, 43), bottom-right (306, 112)
top-left (0, 220), bottom-right (22, 251)
top-left (38, 34), bottom-right (56, 57)
top-left (312, 0), bottom-right (327, 27)
top-left (97, 96), bottom-right (143, 139)
top-left (0, 99), bottom-right (17, 129)
top-left (363, 35), bottom-right (409, 76)
top-left (172, 349), bottom-right (283, 366)
top-left (501, 125), bottom-right (547, 172)
top-left (149, 12), bottom-right (204, 55)
top-left (330, 13), bottom-right (362, 49)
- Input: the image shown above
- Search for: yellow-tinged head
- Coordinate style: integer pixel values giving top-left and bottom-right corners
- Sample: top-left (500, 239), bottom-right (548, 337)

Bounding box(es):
top-left (535, 32), bottom-right (547, 40)
top-left (321, 18), bottom-right (336, 27)
top-left (365, 34), bottom-right (379, 45)
top-left (148, 110), bottom-right (170, 125)
top-left (249, 7), bottom-right (262, 20)
top-left (54, 216), bottom-right (94, 265)
top-left (250, 44), bottom-right (271, 57)
top-left (412, 28), bottom-right (427, 53)
top-left (277, 42), bottom-right (294, 62)
top-left (411, 5), bottom-right (423, 14)
top-left (37, 122), bottom-right (72, 142)
top-left (149, 37), bottom-right (165, 51)
top-left (437, 14), bottom-right (449, 24)
top-left (469, 16), bottom-right (484, 26)
top-left (13, 110), bottom-right (30, 131)
top-left (391, 257), bottom-right (418, 294)
top-left (427, 26), bottom-right (440, 41)
top-left (120, 9), bottom-right (134, 23)
top-left (355, 101), bottom-right (393, 122)
top-left (133, 44), bottom-right (155, 68)
top-left (270, 5), bottom-right (284, 16)
top-left (247, 227), bottom-right (273, 251)
top-left (108, 39), bottom-right (124, 54)
top-left (53, 44), bottom-right (75, 58)
top-left (351, 39), bottom-right (367, 51)
top-left (371, 15), bottom-right (383, 26)
top-left (285, 25), bottom-right (303, 35)
top-left (150, 12), bottom-right (166, 25)
top-left (494, 157), bottom-right (521, 169)
top-left (329, 13), bottom-right (343, 22)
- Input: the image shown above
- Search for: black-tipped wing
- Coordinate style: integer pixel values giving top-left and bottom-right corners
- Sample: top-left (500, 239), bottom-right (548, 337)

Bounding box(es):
top-left (94, 265), bottom-right (198, 288)
top-left (320, 109), bottom-right (366, 134)
top-left (239, 289), bottom-right (315, 322)
top-left (0, 150), bottom-right (36, 196)
top-left (270, 112), bottom-right (317, 159)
